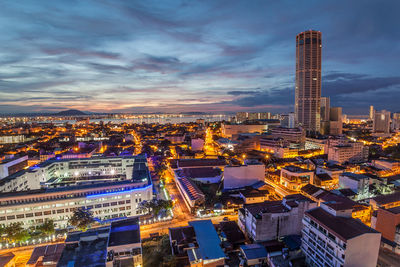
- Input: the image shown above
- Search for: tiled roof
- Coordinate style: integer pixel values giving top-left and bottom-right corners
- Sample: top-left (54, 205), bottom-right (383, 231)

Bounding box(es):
top-left (371, 191), bottom-right (400, 206)
top-left (306, 207), bottom-right (378, 242)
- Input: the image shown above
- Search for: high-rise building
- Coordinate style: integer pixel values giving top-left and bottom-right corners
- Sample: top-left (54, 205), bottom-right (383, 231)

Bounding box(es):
top-left (288, 112), bottom-right (295, 128)
top-left (373, 110), bottom-right (391, 133)
top-left (320, 97), bottom-right (330, 121)
top-left (295, 30), bottom-right (322, 132)
top-left (369, 105), bottom-right (375, 121)
top-left (329, 107), bottom-right (343, 135)
top-left (320, 97), bottom-right (330, 135)
top-left (392, 113), bottom-right (400, 130)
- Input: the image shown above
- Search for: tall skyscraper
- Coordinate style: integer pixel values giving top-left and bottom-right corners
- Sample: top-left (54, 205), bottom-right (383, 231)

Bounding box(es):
top-left (295, 30), bottom-right (322, 132)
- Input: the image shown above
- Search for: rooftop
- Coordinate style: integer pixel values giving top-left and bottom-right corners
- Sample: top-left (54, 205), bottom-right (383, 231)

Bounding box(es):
top-left (0, 252), bottom-right (15, 267)
top-left (108, 217), bottom-right (141, 247)
top-left (176, 167), bottom-right (221, 179)
top-left (306, 207), bottom-right (378, 242)
top-left (176, 158), bottom-right (226, 168)
top-left (219, 221), bottom-right (246, 245)
top-left (386, 206), bottom-right (400, 214)
top-left (283, 166), bottom-right (312, 173)
top-left (316, 173), bottom-right (332, 181)
top-left (58, 227), bottom-right (110, 267)
top-left (189, 220), bottom-right (225, 261)
top-left (371, 191), bottom-right (400, 206)
top-left (27, 243), bottom-right (65, 266)
top-left (245, 201), bottom-right (288, 217)
top-left (341, 172), bottom-right (370, 181)
top-left (240, 244), bottom-right (268, 260)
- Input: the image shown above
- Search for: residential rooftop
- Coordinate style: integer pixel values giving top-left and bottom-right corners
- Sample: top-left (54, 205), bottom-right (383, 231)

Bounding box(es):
top-left (305, 207), bottom-right (378, 242)
top-left (108, 217), bottom-right (141, 247)
top-left (188, 220), bottom-right (225, 261)
top-left (371, 191), bottom-right (400, 206)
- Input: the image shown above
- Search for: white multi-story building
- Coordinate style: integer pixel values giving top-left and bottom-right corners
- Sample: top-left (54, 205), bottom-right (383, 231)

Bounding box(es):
top-left (339, 172), bottom-right (371, 199)
top-left (0, 156), bottom-right (28, 179)
top-left (0, 156), bottom-right (153, 229)
top-left (327, 139), bottom-right (368, 164)
top-left (0, 156), bottom-right (139, 193)
top-left (302, 203), bottom-right (381, 267)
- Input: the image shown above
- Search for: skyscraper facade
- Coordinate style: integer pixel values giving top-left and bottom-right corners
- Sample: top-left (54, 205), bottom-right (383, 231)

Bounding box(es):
top-left (295, 30), bottom-right (322, 132)
top-left (320, 97), bottom-right (330, 121)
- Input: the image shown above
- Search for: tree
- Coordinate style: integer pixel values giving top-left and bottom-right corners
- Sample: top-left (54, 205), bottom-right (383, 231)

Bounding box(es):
top-left (38, 219), bottom-right (55, 236)
top-left (68, 207), bottom-right (95, 231)
top-left (4, 223), bottom-right (31, 243)
top-left (138, 199), bottom-right (173, 216)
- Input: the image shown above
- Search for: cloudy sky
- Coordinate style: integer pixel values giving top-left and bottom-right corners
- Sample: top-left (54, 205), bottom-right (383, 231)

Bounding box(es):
top-left (0, 0), bottom-right (399, 114)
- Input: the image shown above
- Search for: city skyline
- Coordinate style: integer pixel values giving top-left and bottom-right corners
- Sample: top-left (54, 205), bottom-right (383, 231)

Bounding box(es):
top-left (1, 1), bottom-right (400, 115)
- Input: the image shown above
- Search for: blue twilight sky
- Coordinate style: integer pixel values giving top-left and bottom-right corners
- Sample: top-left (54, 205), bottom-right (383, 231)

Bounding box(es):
top-left (0, 0), bottom-right (399, 115)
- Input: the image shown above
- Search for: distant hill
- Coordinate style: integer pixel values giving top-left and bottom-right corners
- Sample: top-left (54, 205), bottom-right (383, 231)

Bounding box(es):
top-left (54, 109), bottom-right (87, 116)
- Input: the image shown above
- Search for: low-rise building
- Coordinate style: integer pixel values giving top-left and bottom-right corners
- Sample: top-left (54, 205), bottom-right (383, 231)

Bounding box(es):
top-left (223, 161), bottom-right (265, 190)
top-left (315, 164), bottom-right (345, 189)
top-left (239, 244), bottom-right (268, 266)
top-left (370, 191), bottom-right (400, 210)
top-left (372, 206), bottom-right (400, 254)
top-left (174, 167), bottom-right (222, 184)
top-left (27, 244), bottom-right (65, 266)
top-left (57, 217), bottom-right (142, 267)
top-left (169, 220), bottom-right (226, 267)
top-left (238, 194), bottom-right (316, 242)
top-left (269, 127), bottom-right (305, 146)
top-left (239, 188), bottom-right (269, 204)
top-left (221, 123), bottom-right (272, 138)
top-left (174, 174), bottom-right (205, 213)
top-left (280, 166), bottom-right (314, 191)
top-left (0, 156), bottom-right (28, 180)
top-left (339, 172), bottom-right (371, 200)
top-left (170, 158), bottom-right (226, 170)
top-left (327, 139), bottom-right (368, 164)
top-left (107, 217), bottom-right (143, 267)
top-left (301, 184), bottom-right (372, 225)
top-left (0, 252), bottom-right (16, 267)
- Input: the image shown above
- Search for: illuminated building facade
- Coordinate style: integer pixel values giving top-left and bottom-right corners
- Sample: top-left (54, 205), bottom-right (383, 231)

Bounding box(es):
top-left (295, 30), bottom-right (322, 132)
top-left (373, 110), bottom-right (391, 134)
top-left (0, 156), bottom-right (153, 229)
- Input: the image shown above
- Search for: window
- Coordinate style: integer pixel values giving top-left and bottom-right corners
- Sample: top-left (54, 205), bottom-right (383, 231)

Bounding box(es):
top-left (328, 233), bottom-right (336, 241)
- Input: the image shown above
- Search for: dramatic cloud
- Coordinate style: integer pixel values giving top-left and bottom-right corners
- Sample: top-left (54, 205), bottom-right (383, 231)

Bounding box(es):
top-left (0, 0), bottom-right (399, 114)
